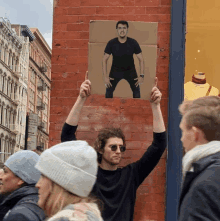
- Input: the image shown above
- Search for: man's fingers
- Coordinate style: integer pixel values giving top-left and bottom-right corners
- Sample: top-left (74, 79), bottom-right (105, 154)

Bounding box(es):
top-left (85, 71), bottom-right (89, 80)
top-left (154, 77), bottom-right (158, 87)
top-left (151, 86), bottom-right (158, 94)
top-left (134, 78), bottom-right (138, 80)
top-left (151, 91), bottom-right (161, 98)
top-left (151, 91), bottom-right (160, 100)
top-left (82, 84), bottom-right (91, 94)
top-left (83, 80), bottom-right (91, 86)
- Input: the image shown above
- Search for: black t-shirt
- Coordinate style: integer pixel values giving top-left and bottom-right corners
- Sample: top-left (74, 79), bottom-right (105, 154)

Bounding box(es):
top-left (61, 123), bottom-right (167, 221)
top-left (104, 37), bottom-right (142, 72)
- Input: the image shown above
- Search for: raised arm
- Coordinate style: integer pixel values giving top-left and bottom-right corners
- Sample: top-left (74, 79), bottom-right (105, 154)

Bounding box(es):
top-left (132, 77), bottom-right (167, 187)
top-left (150, 77), bottom-right (166, 133)
top-left (61, 72), bottom-right (91, 142)
top-left (65, 71), bottom-right (91, 126)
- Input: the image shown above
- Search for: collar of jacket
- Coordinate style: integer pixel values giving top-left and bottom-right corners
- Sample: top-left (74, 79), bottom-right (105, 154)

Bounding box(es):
top-left (0, 184), bottom-right (37, 206)
top-left (178, 151), bottom-right (220, 214)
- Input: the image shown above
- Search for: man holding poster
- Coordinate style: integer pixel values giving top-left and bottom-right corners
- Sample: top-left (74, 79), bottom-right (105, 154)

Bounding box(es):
top-left (60, 72), bottom-right (167, 221)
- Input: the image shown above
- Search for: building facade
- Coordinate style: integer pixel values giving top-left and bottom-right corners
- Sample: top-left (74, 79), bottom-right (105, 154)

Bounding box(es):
top-left (0, 18), bottom-right (30, 162)
top-left (12, 25), bottom-right (52, 152)
top-left (28, 28), bottom-right (51, 151)
top-left (0, 19), bottom-right (51, 163)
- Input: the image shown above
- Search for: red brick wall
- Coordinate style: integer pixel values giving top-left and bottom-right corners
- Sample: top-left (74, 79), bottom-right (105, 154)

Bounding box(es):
top-left (50, 0), bottom-right (171, 220)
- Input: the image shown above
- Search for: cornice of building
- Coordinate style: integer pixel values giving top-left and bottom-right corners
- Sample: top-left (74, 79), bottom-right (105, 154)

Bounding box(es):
top-left (30, 28), bottom-right (52, 57)
top-left (0, 18), bottom-right (23, 49)
top-left (21, 25), bottom-right (35, 42)
top-left (0, 59), bottom-right (19, 79)
top-left (0, 90), bottom-right (19, 107)
top-left (0, 124), bottom-right (16, 135)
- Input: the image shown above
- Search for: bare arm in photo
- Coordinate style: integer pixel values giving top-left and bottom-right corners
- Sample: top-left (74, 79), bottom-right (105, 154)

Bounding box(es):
top-left (102, 53), bottom-right (114, 88)
top-left (65, 71), bottom-right (91, 126)
top-left (135, 52), bottom-right (145, 87)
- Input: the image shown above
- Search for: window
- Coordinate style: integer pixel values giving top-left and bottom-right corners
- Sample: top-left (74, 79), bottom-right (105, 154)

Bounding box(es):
top-left (0, 106), bottom-right (3, 124)
top-left (6, 79), bottom-right (10, 96)
top-left (13, 114), bottom-right (15, 125)
top-left (31, 70), bottom-right (35, 84)
top-left (8, 110), bottom-right (11, 126)
top-left (44, 103), bottom-right (48, 115)
top-left (11, 82), bottom-right (13, 97)
top-left (29, 88), bottom-right (35, 104)
top-left (4, 49), bottom-right (7, 63)
top-left (4, 77), bottom-right (7, 95)
top-left (0, 138), bottom-right (1, 155)
top-left (2, 76), bottom-right (4, 92)
top-left (45, 86), bottom-right (49, 97)
top-left (5, 109), bottom-right (8, 127)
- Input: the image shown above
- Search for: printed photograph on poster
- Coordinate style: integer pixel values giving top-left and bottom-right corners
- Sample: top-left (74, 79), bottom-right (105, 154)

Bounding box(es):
top-left (88, 20), bottom-right (158, 100)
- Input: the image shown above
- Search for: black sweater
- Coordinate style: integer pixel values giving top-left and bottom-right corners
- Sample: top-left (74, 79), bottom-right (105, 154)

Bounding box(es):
top-left (61, 123), bottom-right (167, 221)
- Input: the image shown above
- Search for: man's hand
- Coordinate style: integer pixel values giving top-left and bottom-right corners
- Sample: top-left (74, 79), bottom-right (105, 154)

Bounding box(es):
top-left (79, 71), bottom-right (91, 98)
top-left (149, 77), bottom-right (162, 104)
top-left (134, 76), bottom-right (144, 87)
top-left (104, 76), bottom-right (114, 88)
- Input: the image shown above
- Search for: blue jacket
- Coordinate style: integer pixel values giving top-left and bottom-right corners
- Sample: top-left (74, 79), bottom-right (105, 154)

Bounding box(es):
top-left (0, 185), bottom-right (45, 221)
top-left (178, 151), bottom-right (220, 221)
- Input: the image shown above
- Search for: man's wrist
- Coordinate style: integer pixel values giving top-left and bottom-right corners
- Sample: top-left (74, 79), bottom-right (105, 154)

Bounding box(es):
top-left (150, 102), bottom-right (161, 108)
top-left (78, 94), bottom-right (87, 100)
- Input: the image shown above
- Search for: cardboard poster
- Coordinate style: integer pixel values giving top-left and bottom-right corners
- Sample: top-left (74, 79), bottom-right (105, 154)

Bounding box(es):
top-left (88, 20), bottom-right (158, 100)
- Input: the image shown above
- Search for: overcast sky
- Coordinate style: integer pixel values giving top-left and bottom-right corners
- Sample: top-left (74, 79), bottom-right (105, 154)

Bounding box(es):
top-left (0, 0), bottom-right (53, 49)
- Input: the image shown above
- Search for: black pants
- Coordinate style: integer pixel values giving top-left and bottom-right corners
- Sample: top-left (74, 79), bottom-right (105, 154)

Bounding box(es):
top-left (105, 70), bottom-right (140, 98)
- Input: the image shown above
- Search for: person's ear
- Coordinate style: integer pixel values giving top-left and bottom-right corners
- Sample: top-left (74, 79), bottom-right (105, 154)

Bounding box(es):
top-left (192, 126), bottom-right (205, 142)
top-left (17, 179), bottom-right (24, 186)
top-left (98, 148), bottom-right (104, 154)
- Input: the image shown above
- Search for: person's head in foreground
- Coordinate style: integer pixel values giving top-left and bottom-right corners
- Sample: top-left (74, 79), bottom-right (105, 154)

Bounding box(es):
top-left (0, 150), bottom-right (41, 196)
top-left (0, 150), bottom-right (45, 221)
top-left (35, 140), bottom-right (102, 220)
top-left (179, 96), bottom-right (220, 153)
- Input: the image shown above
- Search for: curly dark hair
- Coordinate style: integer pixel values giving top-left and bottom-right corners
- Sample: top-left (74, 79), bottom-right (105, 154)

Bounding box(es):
top-left (116, 20), bottom-right (129, 29)
top-left (94, 127), bottom-right (126, 164)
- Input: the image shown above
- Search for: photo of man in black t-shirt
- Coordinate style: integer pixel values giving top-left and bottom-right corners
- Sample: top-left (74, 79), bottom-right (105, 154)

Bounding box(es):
top-left (103, 20), bottom-right (145, 98)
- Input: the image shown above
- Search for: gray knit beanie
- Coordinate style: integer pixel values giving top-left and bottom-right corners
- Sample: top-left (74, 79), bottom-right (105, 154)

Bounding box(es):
top-left (35, 140), bottom-right (98, 197)
top-left (5, 150), bottom-right (41, 184)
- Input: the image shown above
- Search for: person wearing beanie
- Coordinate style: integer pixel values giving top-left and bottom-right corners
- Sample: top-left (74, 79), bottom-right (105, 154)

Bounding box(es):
top-left (35, 140), bottom-right (103, 221)
top-left (0, 150), bottom-right (45, 221)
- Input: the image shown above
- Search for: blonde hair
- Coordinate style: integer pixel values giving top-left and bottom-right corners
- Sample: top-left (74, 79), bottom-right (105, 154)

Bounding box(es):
top-left (179, 96), bottom-right (220, 141)
top-left (42, 179), bottom-right (102, 217)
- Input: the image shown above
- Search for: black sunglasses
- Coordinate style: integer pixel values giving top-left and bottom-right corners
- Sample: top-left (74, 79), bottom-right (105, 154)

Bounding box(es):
top-left (110, 145), bottom-right (126, 152)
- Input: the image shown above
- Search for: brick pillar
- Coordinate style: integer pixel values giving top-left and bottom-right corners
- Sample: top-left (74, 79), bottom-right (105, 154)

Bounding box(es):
top-left (50, 0), bottom-right (171, 220)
